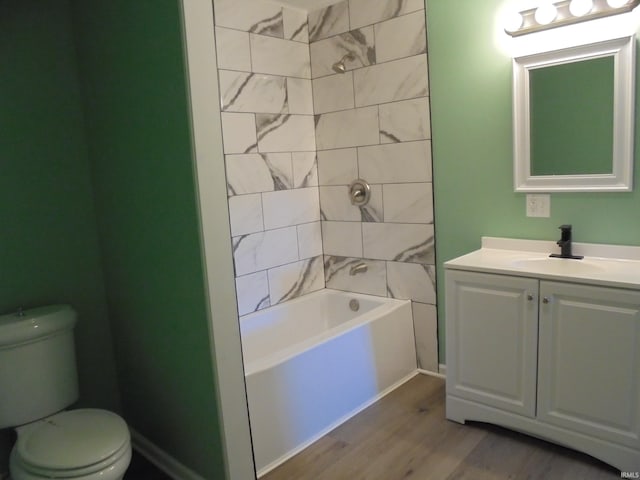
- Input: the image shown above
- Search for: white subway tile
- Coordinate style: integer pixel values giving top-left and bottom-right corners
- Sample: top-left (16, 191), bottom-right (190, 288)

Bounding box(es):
top-left (292, 152), bottom-right (318, 188)
top-left (358, 141), bottom-right (432, 184)
top-left (214, 0), bottom-right (284, 37)
top-left (386, 261), bottom-right (436, 303)
top-left (250, 34), bottom-right (311, 79)
top-left (308, 1), bottom-right (350, 42)
top-left (287, 78), bottom-right (314, 114)
top-left (354, 55), bottom-right (428, 107)
top-left (268, 257), bottom-right (324, 304)
top-left (313, 73), bottom-right (355, 114)
top-left (283, 8), bottom-right (309, 42)
top-left (256, 114), bottom-right (316, 153)
top-left (412, 302), bottom-right (439, 372)
top-left (225, 153), bottom-right (293, 195)
top-left (297, 222), bottom-right (323, 259)
top-left (310, 27), bottom-right (375, 78)
top-left (215, 27), bottom-right (251, 72)
top-left (383, 183), bottom-right (433, 224)
top-left (362, 223), bottom-right (434, 263)
top-left (219, 71), bottom-right (287, 114)
top-left (379, 97), bottom-right (430, 144)
top-left (236, 271), bottom-right (270, 316)
top-left (220, 112), bottom-right (257, 154)
top-left (262, 187), bottom-right (320, 230)
top-left (233, 227), bottom-right (298, 276)
top-left (324, 256), bottom-right (387, 296)
top-left (317, 148), bottom-right (358, 185)
top-left (374, 10), bottom-right (427, 63)
top-left (228, 194), bottom-right (264, 236)
top-left (322, 221), bottom-right (363, 258)
top-left (348, 0), bottom-right (423, 30)
top-left (315, 106), bottom-right (379, 150)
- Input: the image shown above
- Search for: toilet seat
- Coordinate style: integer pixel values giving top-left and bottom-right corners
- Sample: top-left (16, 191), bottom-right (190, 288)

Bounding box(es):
top-left (12, 409), bottom-right (131, 479)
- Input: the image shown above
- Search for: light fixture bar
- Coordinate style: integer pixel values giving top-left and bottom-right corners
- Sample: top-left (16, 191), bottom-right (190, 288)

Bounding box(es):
top-left (506, 0), bottom-right (640, 37)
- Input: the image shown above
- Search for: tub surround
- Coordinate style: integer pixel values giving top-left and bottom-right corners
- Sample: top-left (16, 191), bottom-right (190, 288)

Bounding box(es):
top-left (212, 0), bottom-right (438, 372)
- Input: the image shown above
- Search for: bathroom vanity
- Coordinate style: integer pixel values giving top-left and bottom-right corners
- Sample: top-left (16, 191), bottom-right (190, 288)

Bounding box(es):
top-left (445, 237), bottom-right (640, 471)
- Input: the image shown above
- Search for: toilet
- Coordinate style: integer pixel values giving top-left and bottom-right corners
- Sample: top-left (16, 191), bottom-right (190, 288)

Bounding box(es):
top-left (0, 305), bottom-right (131, 479)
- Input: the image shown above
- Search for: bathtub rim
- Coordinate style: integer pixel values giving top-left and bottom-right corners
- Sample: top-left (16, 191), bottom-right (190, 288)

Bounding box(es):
top-left (240, 289), bottom-right (412, 377)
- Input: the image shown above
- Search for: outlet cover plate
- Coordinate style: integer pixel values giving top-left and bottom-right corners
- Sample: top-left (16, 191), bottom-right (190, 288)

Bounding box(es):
top-left (526, 194), bottom-right (550, 217)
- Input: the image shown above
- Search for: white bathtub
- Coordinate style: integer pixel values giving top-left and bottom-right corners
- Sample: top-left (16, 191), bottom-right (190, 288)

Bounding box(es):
top-left (240, 288), bottom-right (417, 476)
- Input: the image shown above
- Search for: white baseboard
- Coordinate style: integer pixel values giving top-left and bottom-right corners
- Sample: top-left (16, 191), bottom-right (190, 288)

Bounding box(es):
top-left (439, 363), bottom-right (447, 376)
top-left (418, 368), bottom-right (446, 379)
top-left (130, 429), bottom-right (206, 480)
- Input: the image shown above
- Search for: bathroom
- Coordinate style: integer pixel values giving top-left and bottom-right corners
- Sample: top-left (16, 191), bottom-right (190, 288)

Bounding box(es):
top-left (1, 0), bottom-right (639, 478)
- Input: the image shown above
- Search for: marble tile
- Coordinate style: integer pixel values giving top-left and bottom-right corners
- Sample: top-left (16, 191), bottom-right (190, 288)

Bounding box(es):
top-left (262, 187), bottom-right (320, 230)
top-left (324, 256), bottom-right (387, 297)
top-left (219, 71), bottom-right (287, 114)
top-left (287, 78), bottom-right (314, 114)
top-left (215, 27), bottom-right (251, 72)
top-left (349, 0), bottom-right (423, 30)
top-left (386, 261), bottom-right (436, 303)
top-left (383, 183), bottom-right (433, 224)
top-left (283, 8), bottom-right (309, 43)
top-left (228, 194), bottom-right (264, 236)
top-left (308, 1), bottom-right (350, 42)
top-left (354, 54), bottom-right (428, 107)
top-left (412, 302), bottom-right (439, 372)
top-left (250, 34), bottom-right (311, 79)
top-left (268, 256), bottom-right (325, 304)
top-left (214, 0), bottom-right (284, 38)
top-left (362, 223), bottom-right (434, 264)
top-left (292, 152), bottom-right (318, 188)
top-left (310, 27), bottom-right (375, 78)
top-left (379, 97), bottom-right (430, 144)
top-left (225, 153), bottom-right (293, 195)
top-left (374, 10), bottom-right (427, 63)
top-left (315, 106), bottom-right (379, 150)
top-left (220, 112), bottom-right (258, 154)
top-left (320, 186), bottom-right (360, 221)
top-left (313, 72), bottom-right (355, 114)
top-left (317, 148), bottom-right (358, 185)
top-left (236, 271), bottom-right (270, 316)
top-left (359, 184), bottom-right (383, 222)
top-left (256, 114), bottom-right (316, 153)
top-left (322, 221), bottom-right (363, 258)
top-left (320, 185), bottom-right (382, 222)
top-left (297, 222), bottom-right (323, 259)
top-left (233, 226), bottom-right (299, 276)
top-left (358, 141), bottom-right (432, 184)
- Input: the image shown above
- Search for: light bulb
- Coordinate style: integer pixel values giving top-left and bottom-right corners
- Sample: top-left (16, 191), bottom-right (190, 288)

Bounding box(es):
top-left (504, 11), bottom-right (524, 32)
top-left (569, 0), bottom-right (593, 16)
top-left (534, 2), bottom-right (558, 25)
top-left (606, 0), bottom-right (630, 7)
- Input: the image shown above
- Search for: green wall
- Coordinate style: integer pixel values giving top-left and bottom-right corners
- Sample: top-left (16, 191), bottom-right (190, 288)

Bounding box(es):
top-left (0, 0), bottom-right (119, 411)
top-left (426, 0), bottom-right (640, 361)
top-left (71, 1), bottom-right (226, 477)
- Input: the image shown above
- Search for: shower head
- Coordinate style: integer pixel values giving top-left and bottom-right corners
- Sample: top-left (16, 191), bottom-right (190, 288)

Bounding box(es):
top-left (332, 53), bottom-right (355, 74)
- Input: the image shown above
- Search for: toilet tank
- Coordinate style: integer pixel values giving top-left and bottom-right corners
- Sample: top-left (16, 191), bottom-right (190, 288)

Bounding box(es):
top-left (0, 305), bottom-right (79, 429)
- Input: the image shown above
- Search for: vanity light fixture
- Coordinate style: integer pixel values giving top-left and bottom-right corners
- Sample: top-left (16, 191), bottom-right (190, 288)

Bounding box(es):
top-left (505, 0), bottom-right (640, 36)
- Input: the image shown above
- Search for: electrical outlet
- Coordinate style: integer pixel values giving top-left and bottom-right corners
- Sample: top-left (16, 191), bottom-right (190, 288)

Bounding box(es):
top-left (526, 194), bottom-right (550, 217)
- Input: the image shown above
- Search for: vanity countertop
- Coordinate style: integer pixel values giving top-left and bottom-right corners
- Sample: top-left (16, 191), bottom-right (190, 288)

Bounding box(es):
top-left (445, 237), bottom-right (640, 290)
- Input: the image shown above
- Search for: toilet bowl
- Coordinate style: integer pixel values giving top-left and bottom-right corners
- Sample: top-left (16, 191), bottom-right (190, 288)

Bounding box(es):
top-left (0, 306), bottom-right (131, 479)
top-left (9, 409), bottom-right (131, 480)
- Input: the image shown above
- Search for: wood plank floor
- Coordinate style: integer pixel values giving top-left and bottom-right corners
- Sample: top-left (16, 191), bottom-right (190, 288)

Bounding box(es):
top-left (262, 374), bottom-right (621, 480)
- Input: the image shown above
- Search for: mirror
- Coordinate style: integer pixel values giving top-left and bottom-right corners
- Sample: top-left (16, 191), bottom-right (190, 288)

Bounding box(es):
top-left (513, 35), bottom-right (636, 192)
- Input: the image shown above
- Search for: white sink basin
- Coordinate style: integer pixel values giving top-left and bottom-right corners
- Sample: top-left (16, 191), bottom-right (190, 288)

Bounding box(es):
top-left (511, 257), bottom-right (606, 275)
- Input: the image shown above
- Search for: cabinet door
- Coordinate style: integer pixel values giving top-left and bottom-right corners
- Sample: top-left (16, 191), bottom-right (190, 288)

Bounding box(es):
top-left (446, 270), bottom-right (539, 417)
top-left (538, 281), bottom-right (640, 449)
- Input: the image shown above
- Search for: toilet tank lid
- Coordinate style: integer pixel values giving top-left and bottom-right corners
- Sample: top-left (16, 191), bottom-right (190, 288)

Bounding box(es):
top-left (0, 305), bottom-right (76, 347)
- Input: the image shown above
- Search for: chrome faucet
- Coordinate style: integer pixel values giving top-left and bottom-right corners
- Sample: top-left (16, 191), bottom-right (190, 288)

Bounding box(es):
top-left (550, 224), bottom-right (583, 259)
top-left (349, 262), bottom-right (368, 276)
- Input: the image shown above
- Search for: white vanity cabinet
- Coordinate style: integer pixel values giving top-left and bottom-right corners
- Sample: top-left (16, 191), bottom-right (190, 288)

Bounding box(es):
top-left (446, 268), bottom-right (640, 471)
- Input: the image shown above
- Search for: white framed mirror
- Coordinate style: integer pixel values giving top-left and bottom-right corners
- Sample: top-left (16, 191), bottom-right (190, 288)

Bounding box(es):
top-left (513, 35), bottom-right (636, 192)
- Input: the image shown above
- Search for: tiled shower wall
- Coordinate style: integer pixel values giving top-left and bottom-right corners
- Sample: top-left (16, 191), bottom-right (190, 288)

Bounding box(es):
top-left (212, 0), bottom-right (438, 370)
top-left (213, 0), bottom-right (324, 317)
top-left (310, 0), bottom-right (437, 370)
